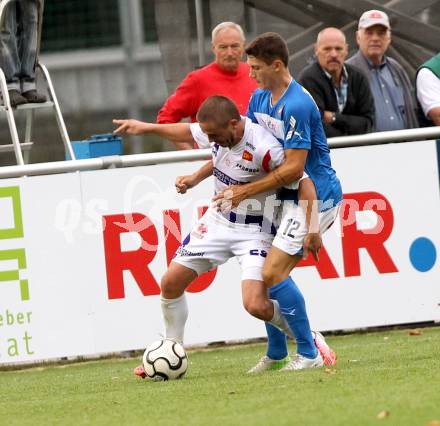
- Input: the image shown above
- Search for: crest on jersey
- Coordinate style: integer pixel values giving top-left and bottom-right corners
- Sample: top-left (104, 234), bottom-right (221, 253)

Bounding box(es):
top-left (242, 150), bottom-right (253, 161)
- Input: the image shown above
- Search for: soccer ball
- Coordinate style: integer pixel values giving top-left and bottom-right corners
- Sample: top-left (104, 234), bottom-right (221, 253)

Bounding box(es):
top-left (142, 339), bottom-right (188, 381)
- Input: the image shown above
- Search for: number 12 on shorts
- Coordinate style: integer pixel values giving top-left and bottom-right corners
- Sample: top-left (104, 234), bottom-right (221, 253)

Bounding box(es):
top-left (282, 218), bottom-right (300, 239)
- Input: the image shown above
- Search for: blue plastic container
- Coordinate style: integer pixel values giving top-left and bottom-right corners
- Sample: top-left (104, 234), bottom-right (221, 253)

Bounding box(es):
top-left (67, 134), bottom-right (123, 160)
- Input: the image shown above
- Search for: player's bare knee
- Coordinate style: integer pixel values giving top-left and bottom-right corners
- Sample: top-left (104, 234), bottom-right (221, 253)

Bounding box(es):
top-left (244, 300), bottom-right (264, 320)
top-left (161, 263), bottom-right (197, 298)
top-left (160, 274), bottom-right (183, 299)
top-left (243, 298), bottom-right (271, 321)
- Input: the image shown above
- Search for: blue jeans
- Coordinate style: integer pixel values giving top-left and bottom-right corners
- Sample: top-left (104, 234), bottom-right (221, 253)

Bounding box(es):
top-left (0, 0), bottom-right (40, 92)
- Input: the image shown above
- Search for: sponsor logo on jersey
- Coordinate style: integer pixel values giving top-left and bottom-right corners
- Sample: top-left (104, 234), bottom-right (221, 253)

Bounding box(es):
top-left (242, 150), bottom-right (253, 161)
top-left (235, 163), bottom-right (260, 173)
top-left (213, 167), bottom-right (244, 186)
top-left (245, 141), bottom-right (256, 150)
top-left (176, 247), bottom-right (206, 257)
top-left (249, 249), bottom-right (268, 257)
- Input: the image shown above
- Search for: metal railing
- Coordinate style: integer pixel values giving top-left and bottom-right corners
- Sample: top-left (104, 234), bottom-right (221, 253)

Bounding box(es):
top-left (0, 126), bottom-right (439, 179)
top-left (328, 126), bottom-right (440, 148)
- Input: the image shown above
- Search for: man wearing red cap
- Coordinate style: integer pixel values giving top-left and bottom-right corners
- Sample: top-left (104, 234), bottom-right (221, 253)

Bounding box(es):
top-left (347, 10), bottom-right (419, 131)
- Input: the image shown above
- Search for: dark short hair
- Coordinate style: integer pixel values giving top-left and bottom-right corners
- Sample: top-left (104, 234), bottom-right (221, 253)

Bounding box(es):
top-left (245, 32), bottom-right (289, 67)
top-left (196, 95), bottom-right (241, 127)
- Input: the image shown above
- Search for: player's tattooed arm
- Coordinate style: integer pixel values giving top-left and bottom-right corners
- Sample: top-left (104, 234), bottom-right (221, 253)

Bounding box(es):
top-left (175, 160), bottom-right (213, 194)
top-left (273, 168), bottom-right (289, 186)
top-left (213, 148), bottom-right (307, 208)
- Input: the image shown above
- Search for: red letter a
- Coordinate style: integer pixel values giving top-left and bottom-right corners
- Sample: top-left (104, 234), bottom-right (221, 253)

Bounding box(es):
top-left (341, 192), bottom-right (398, 277)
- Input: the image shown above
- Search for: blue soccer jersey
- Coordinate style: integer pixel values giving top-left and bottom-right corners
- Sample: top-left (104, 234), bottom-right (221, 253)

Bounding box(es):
top-left (247, 79), bottom-right (342, 211)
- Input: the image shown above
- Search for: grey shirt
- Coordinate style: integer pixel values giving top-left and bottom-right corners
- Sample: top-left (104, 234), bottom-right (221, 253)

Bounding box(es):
top-left (369, 58), bottom-right (406, 131)
top-left (347, 51), bottom-right (419, 130)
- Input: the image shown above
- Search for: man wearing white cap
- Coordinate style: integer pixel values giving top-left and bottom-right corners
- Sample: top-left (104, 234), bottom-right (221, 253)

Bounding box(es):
top-left (347, 10), bottom-right (419, 131)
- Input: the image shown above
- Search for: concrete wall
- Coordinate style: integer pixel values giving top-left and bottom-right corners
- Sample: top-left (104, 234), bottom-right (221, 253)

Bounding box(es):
top-left (42, 45), bottom-right (167, 115)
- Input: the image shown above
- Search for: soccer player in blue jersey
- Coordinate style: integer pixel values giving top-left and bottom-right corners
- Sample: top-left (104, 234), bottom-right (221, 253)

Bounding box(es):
top-left (214, 32), bottom-right (343, 371)
top-left (115, 96), bottom-right (319, 379)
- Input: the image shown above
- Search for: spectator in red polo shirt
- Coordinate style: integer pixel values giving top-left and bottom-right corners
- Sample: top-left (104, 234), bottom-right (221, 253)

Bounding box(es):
top-left (157, 21), bottom-right (257, 149)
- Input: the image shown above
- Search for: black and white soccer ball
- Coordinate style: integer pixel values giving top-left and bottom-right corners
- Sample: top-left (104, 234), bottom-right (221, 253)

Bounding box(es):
top-left (142, 339), bottom-right (188, 381)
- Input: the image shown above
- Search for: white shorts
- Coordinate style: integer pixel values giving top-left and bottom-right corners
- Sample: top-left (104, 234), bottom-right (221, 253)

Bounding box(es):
top-left (272, 202), bottom-right (340, 256)
top-left (173, 208), bottom-right (274, 281)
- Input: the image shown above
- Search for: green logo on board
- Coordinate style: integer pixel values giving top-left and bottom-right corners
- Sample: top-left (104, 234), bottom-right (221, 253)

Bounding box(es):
top-left (0, 186), bottom-right (29, 301)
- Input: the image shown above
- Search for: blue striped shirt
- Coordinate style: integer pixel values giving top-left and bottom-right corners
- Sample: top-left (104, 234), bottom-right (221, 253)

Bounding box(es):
top-left (367, 57), bottom-right (406, 131)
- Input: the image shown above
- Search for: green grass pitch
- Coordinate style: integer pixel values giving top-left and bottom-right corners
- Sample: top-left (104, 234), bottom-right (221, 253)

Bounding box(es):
top-left (1, 327), bottom-right (440, 426)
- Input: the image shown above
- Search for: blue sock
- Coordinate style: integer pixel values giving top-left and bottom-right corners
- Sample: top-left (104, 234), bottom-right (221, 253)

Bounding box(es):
top-left (265, 322), bottom-right (288, 360)
top-left (270, 276), bottom-right (317, 359)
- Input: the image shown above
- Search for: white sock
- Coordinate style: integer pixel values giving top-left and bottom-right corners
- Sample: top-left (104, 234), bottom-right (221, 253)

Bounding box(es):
top-left (269, 299), bottom-right (294, 339)
top-left (160, 293), bottom-right (188, 344)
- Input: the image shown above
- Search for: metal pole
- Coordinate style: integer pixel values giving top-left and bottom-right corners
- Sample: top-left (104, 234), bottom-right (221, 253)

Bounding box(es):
top-left (118, 0), bottom-right (144, 154)
top-left (1, 127), bottom-right (440, 179)
top-left (328, 127), bottom-right (440, 148)
top-left (195, 0), bottom-right (206, 67)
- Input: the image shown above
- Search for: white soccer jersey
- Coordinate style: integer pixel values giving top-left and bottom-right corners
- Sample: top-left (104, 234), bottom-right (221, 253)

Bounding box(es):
top-left (190, 117), bottom-right (296, 227)
top-left (417, 68), bottom-right (440, 116)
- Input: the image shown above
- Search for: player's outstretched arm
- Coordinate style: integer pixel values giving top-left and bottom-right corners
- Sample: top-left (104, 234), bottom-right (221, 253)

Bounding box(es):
top-left (112, 119), bottom-right (195, 147)
top-left (175, 160), bottom-right (213, 194)
top-left (213, 148), bottom-right (307, 208)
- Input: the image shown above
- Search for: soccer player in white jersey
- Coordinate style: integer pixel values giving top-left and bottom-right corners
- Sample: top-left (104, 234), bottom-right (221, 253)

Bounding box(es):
top-left (113, 95), bottom-right (320, 378)
top-left (214, 33), bottom-right (342, 372)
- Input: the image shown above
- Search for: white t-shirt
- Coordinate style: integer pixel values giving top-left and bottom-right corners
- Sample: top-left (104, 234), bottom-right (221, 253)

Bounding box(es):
top-left (416, 68), bottom-right (440, 116)
top-left (190, 117), bottom-right (300, 221)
